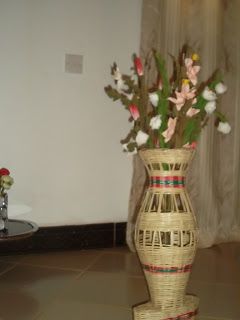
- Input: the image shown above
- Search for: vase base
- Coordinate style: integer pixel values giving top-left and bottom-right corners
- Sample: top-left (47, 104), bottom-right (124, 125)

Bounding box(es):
top-left (133, 295), bottom-right (199, 320)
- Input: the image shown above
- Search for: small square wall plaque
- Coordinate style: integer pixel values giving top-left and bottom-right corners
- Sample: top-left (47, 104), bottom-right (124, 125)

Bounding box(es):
top-left (65, 54), bottom-right (83, 74)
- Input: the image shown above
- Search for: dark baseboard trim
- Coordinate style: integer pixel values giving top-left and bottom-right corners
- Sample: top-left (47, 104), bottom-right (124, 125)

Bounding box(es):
top-left (0, 222), bottom-right (127, 255)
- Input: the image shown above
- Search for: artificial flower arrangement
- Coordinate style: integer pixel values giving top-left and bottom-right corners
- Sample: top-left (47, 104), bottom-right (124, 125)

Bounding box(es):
top-left (0, 168), bottom-right (14, 198)
top-left (104, 46), bottom-right (231, 155)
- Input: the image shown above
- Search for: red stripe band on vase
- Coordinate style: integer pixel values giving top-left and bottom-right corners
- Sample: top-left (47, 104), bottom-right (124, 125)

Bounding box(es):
top-left (149, 176), bottom-right (185, 188)
top-left (142, 263), bottom-right (192, 274)
top-left (163, 309), bottom-right (198, 320)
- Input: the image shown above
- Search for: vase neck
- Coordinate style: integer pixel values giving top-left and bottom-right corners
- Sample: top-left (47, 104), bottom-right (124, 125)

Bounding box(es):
top-left (139, 149), bottom-right (194, 189)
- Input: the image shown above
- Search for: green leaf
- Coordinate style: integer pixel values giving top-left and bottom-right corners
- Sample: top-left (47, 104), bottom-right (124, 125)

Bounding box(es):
top-left (146, 136), bottom-right (154, 148)
top-left (193, 95), bottom-right (207, 111)
top-left (104, 85), bottom-right (121, 101)
top-left (159, 135), bottom-right (167, 148)
top-left (126, 142), bottom-right (137, 152)
top-left (168, 53), bottom-right (182, 90)
top-left (154, 52), bottom-right (171, 98)
top-left (157, 92), bottom-right (168, 117)
top-left (183, 118), bottom-right (201, 144)
top-left (208, 70), bottom-right (223, 90)
top-left (214, 110), bottom-right (227, 122)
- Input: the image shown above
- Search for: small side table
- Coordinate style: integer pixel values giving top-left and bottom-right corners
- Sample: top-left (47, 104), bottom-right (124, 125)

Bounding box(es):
top-left (0, 219), bottom-right (38, 241)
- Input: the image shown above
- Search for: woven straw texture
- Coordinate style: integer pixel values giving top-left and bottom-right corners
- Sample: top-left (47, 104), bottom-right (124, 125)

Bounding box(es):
top-left (134, 149), bottom-right (199, 319)
top-left (134, 296), bottom-right (199, 320)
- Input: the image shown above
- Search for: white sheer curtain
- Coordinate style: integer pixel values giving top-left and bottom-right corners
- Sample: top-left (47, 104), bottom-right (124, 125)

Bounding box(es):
top-left (127, 0), bottom-right (240, 251)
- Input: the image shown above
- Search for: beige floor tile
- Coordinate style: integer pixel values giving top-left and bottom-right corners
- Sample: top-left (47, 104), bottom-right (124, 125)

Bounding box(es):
top-left (0, 289), bottom-right (41, 320)
top-left (0, 262), bottom-right (16, 275)
top-left (0, 243), bottom-right (239, 319)
top-left (0, 254), bottom-right (25, 263)
top-left (187, 281), bottom-right (240, 319)
top-left (89, 251), bottom-right (144, 276)
top-left (19, 250), bottom-right (102, 271)
top-left (190, 244), bottom-right (240, 284)
top-left (0, 265), bottom-right (79, 319)
top-left (35, 302), bottom-right (132, 320)
top-left (55, 271), bottom-right (149, 308)
top-left (0, 264), bottom-right (79, 287)
top-left (198, 317), bottom-right (232, 320)
top-left (102, 246), bottom-right (130, 254)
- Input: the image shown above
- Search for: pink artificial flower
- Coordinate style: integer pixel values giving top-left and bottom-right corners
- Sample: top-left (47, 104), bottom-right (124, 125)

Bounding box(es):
top-left (168, 84), bottom-right (196, 111)
top-left (129, 104), bottom-right (140, 120)
top-left (168, 91), bottom-right (185, 111)
top-left (192, 97), bottom-right (197, 105)
top-left (162, 117), bottom-right (177, 142)
top-left (183, 141), bottom-right (197, 149)
top-left (186, 107), bottom-right (200, 117)
top-left (181, 83), bottom-right (196, 99)
top-left (185, 58), bottom-right (200, 85)
top-left (134, 57), bottom-right (143, 76)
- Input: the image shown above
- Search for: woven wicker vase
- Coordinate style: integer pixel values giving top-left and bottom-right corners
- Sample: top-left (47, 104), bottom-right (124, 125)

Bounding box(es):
top-left (133, 149), bottom-right (199, 320)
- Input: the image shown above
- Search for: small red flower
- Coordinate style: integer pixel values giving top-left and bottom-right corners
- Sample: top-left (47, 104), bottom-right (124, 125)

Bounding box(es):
top-left (183, 141), bottom-right (197, 149)
top-left (129, 104), bottom-right (140, 120)
top-left (190, 141), bottom-right (197, 149)
top-left (134, 57), bottom-right (143, 76)
top-left (0, 168), bottom-right (10, 176)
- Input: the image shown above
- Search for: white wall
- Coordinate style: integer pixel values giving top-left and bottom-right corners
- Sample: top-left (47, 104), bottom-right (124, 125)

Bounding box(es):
top-left (0, 0), bottom-right (142, 226)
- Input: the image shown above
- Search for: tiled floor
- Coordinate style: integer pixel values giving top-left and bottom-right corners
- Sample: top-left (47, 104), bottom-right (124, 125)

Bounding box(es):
top-left (0, 243), bottom-right (239, 320)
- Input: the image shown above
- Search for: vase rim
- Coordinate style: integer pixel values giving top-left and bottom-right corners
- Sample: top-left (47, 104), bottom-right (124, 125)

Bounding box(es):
top-left (138, 148), bottom-right (195, 164)
top-left (139, 148), bottom-right (195, 153)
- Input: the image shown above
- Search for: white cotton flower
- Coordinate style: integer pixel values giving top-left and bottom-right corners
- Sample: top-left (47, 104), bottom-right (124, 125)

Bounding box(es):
top-left (217, 122), bottom-right (231, 134)
top-left (126, 93), bottom-right (133, 100)
top-left (116, 78), bottom-right (125, 91)
top-left (113, 67), bottom-right (122, 81)
top-left (112, 67), bottom-right (126, 91)
top-left (149, 93), bottom-right (159, 107)
top-left (204, 101), bottom-right (217, 114)
top-left (150, 115), bottom-right (162, 130)
top-left (202, 87), bottom-right (217, 101)
top-left (215, 82), bottom-right (227, 94)
top-left (136, 130), bottom-right (149, 146)
top-left (130, 69), bottom-right (137, 81)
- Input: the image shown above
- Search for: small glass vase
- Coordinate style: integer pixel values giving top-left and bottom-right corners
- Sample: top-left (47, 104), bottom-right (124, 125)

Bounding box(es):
top-left (0, 193), bottom-right (8, 232)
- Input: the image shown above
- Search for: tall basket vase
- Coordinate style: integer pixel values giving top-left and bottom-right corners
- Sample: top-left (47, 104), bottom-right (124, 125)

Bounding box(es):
top-left (133, 148), bottom-right (199, 320)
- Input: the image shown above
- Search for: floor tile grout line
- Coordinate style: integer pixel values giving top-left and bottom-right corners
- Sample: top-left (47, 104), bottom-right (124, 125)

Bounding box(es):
top-left (36, 298), bottom-right (135, 313)
top-left (188, 279), bottom-right (240, 286)
top-left (29, 269), bottom-right (86, 317)
top-left (66, 250), bottom-right (146, 279)
top-left (26, 254), bottom-right (109, 317)
top-left (0, 259), bottom-right (145, 279)
top-left (100, 248), bottom-right (131, 255)
top-left (75, 268), bottom-right (145, 279)
top-left (12, 261), bottom-right (145, 279)
top-left (0, 252), bottom-right (145, 278)
top-left (75, 251), bottom-right (106, 279)
top-left (0, 247), bottom-right (130, 263)
top-left (0, 263), bottom-right (19, 277)
top-left (31, 311), bottom-right (43, 320)
top-left (8, 261), bottom-right (87, 273)
top-left (3, 250), bottom-right (106, 273)
top-left (31, 301), bottom-right (134, 319)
